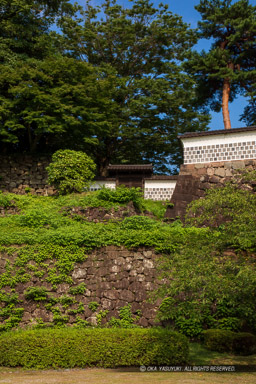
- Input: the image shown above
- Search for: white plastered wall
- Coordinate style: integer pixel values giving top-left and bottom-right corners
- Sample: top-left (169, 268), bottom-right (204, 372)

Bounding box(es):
top-left (144, 179), bottom-right (177, 201)
top-left (89, 180), bottom-right (116, 191)
top-left (181, 131), bottom-right (256, 164)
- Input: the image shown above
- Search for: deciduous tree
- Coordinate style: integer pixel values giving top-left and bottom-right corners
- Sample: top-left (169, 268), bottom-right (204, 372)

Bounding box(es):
top-left (60, 0), bottom-right (209, 174)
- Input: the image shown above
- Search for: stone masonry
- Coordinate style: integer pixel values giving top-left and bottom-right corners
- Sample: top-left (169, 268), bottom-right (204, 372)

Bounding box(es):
top-left (165, 159), bottom-right (256, 220)
top-left (165, 127), bottom-right (256, 220)
top-left (0, 155), bottom-right (55, 195)
top-left (0, 246), bottom-right (162, 328)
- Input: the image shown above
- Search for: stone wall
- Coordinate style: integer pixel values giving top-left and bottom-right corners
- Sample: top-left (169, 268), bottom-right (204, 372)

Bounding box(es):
top-left (0, 246), bottom-right (162, 328)
top-left (0, 156), bottom-right (176, 201)
top-left (165, 159), bottom-right (256, 220)
top-left (0, 155), bottom-right (55, 195)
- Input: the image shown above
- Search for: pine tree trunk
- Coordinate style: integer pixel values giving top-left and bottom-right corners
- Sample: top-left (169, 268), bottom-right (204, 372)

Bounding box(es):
top-left (222, 78), bottom-right (232, 129)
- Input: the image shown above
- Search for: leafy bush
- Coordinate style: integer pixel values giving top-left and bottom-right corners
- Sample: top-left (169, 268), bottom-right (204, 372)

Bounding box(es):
top-left (232, 332), bottom-right (256, 355)
top-left (0, 193), bottom-right (14, 208)
top-left (156, 228), bottom-right (256, 336)
top-left (216, 317), bottom-right (241, 332)
top-left (96, 186), bottom-right (142, 209)
top-left (18, 208), bottom-right (63, 228)
top-left (203, 329), bottom-right (256, 355)
top-left (186, 177), bottom-right (256, 250)
top-left (121, 216), bottom-right (158, 230)
top-left (0, 328), bottom-right (188, 368)
top-left (156, 172), bottom-right (256, 336)
top-left (203, 329), bottom-right (234, 353)
top-left (46, 150), bottom-right (96, 195)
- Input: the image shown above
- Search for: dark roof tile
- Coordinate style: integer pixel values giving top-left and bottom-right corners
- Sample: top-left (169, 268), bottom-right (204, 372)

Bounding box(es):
top-left (179, 126), bottom-right (256, 139)
top-left (107, 164), bottom-right (153, 171)
top-left (144, 175), bottom-right (178, 180)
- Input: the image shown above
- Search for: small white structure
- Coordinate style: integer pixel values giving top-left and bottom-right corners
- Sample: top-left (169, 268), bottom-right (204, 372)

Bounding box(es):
top-left (89, 175), bottom-right (177, 201)
top-left (89, 178), bottom-right (116, 191)
top-left (144, 176), bottom-right (177, 201)
top-left (180, 126), bottom-right (256, 164)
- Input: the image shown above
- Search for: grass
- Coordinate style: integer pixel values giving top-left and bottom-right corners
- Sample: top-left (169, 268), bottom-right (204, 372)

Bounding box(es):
top-left (189, 342), bottom-right (256, 366)
top-left (141, 199), bottom-right (168, 220)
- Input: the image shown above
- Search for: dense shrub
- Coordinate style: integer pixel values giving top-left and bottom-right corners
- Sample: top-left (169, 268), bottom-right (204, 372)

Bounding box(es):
top-left (186, 174), bottom-right (256, 250)
top-left (156, 231), bottom-right (256, 336)
top-left (120, 216), bottom-right (158, 230)
top-left (47, 150), bottom-right (96, 195)
top-left (0, 193), bottom-right (14, 208)
top-left (0, 328), bottom-right (188, 368)
top-left (202, 329), bottom-right (234, 353)
top-left (96, 186), bottom-right (142, 209)
top-left (232, 332), bottom-right (256, 355)
top-left (156, 172), bottom-right (256, 336)
top-left (203, 329), bottom-right (256, 355)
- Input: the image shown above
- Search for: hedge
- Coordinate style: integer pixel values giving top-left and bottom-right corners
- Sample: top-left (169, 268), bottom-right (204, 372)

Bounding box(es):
top-left (202, 329), bottom-right (256, 355)
top-left (0, 328), bottom-right (188, 369)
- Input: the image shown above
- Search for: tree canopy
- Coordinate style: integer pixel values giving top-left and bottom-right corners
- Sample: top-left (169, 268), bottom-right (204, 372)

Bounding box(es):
top-left (0, 0), bottom-right (210, 174)
top-left (0, 0), bottom-right (74, 63)
top-left (188, 0), bottom-right (256, 129)
top-left (58, 0), bottom-right (210, 174)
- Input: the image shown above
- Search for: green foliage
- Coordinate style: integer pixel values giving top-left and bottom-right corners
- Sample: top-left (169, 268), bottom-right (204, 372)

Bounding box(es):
top-left (59, 295), bottom-right (76, 307)
top-left (0, 244), bottom-right (88, 296)
top-left (0, 302), bottom-right (24, 332)
top-left (216, 317), bottom-right (241, 332)
top-left (203, 329), bottom-right (256, 355)
top-left (0, 55), bottom-right (115, 153)
top-left (0, 328), bottom-right (188, 368)
top-left (175, 317), bottom-right (204, 339)
top-left (19, 209), bottom-right (61, 228)
top-left (0, 292), bottom-right (18, 305)
top-left (69, 283), bottom-right (86, 296)
top-left (53, 313), bottom-right (69, 326)
top-left (24, 287), bottom-right (49, 301)
top-left (189, 0), bottom-right (256, 126)
top-left (75, 317), bottom-right (90, 328)
top-left (203, 329), bottom-right (234, 353)
top-left (96, 310), bottom-right (109, 327)
top-left (108, 305), bottom-right (141, 328)
top-left (186, 178), bottom-right (256, 250)
top-left (121, 216), bottom-right (158, 231)
top-left (0, 193), bottom-right (195, 254)
top-left (142, 200), bottom-right (168, 220)
top-left (0, 193), bottom-right (14, 209)
top-left (156, 172), bottom-right (256, 337)
top-left (47, 150), bottom-right (96, 194)
top-left (96, 186), bottom-right (142, 209)
top-left (156, 232), bottom-right (256, 336)
top-left (0, 0), bottom-right (210, 172)
top-left (1, 183), bottom-right (255, 338)
top-left (88, 302), bottom-right (99, 312)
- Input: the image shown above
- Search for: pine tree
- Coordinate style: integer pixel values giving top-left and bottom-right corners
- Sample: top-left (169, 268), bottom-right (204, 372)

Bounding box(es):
top-left (189, 0), bottom-right (256, 129)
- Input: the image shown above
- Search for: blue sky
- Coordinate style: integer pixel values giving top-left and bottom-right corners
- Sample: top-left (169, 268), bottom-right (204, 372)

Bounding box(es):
top-left (72, 0), bottom-right (255, 130)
